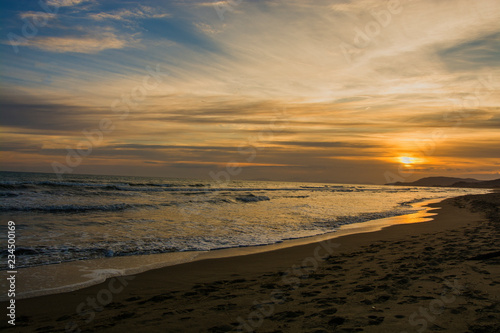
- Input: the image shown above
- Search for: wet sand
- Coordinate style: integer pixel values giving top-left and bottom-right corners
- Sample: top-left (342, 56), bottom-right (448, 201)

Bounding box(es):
top-left (3, 193), bottom-right (499, 332)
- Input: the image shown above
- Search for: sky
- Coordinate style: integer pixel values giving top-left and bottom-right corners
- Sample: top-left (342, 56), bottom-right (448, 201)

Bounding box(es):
top-left (0, 0), bottom-right (499, 184)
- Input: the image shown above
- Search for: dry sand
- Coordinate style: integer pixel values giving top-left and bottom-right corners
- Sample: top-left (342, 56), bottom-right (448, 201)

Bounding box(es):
top-left (3, 193), bottom-right (499, 332)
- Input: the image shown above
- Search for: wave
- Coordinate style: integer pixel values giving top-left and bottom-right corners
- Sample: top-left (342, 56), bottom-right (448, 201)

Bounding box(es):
top-left (0, 192), bottom-right (274, 213)
top-left (235, 194), bottom-right (271, 202)
top-left (0, 203), bottom-right (156, 213)
top-left (0, 180), bottom-right (355, 193)
top-left (0, 191), bottom-right (20, 197)
top-left (399, 197), bottom-right (433, 206)
top-left (0, 207), bottom-right (422, 270)
top-left (311, 208), bottom-right (418, 229)
top-left (0, 183), bottom-right (36, 190)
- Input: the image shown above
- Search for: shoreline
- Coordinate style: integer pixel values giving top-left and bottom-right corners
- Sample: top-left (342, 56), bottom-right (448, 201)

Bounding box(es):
top-left (6, 198), bottom-right (441, 301)
top-left (4, 193), bottom-right (499, 332)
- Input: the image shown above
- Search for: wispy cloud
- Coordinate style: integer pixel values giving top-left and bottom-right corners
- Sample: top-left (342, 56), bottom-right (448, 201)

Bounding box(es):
top-left (46, 0), bottom-right (93, 7)
top-left (19, 11), bottom-right (57, 21)
top-left (88, 5), bottom-right (170, 22)
top-left (14, 30), bottom-right (136, 53)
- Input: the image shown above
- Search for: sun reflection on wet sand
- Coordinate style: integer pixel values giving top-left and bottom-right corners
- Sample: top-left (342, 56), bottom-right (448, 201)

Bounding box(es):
top-left (337, 199), bottom-right (440, 235)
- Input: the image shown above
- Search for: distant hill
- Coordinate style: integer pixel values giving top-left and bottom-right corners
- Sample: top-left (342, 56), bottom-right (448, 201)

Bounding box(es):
top-left (452, 178), bottom-right (500, 188)
top-left (386, 176), bottom-right (500, 188)
top-left (387, 177), bottom-right (480, 187)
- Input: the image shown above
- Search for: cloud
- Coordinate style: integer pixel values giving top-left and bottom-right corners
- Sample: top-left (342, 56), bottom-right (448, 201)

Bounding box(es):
top-left (196, 1), bottom-right (237, 8)
top-left (399, 109), bottom-right (500, 129)
top-left (438, 32), bottom-right (500, 71)
top-left (439, 141), bottom-right (500, 158)
top-left (329, 0), bottom-right (382, 13)
top-left (14, 31), bottom-right (134, 53)
top-left (88, 6), bottom-right (170, 22)
top-left (1, 0), bottom-right (499, 182)
top-left (275, 141), bottom-right (381, 149)
top-left (195, 22), bottom-right (222, 35)
top-left (46, 0), bottom-right (92, 7)
top-left (0, 141), bottom-right (43, 153)
top-left (19, 11), bottom-right (57, 22)
top-left (0, 95), bottom-right (107, 132)
top-left (9, 3), bottom-right (159, 55)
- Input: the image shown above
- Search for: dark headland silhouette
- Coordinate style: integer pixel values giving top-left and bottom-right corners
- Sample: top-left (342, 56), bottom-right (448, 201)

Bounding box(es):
top-left (386, 176), bottom-right (500, 188)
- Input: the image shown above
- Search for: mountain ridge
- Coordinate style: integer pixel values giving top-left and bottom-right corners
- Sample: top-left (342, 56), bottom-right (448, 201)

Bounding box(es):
top-left (386, 176), bottom-right (500, 188)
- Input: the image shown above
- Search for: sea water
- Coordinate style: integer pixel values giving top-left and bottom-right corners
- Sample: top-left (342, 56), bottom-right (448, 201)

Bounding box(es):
top-left (0, 171), bottom-right (489, 298)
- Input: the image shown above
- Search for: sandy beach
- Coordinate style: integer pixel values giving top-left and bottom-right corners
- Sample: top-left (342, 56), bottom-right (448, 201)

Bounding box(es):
top-left (3, 192), bottom-right (499, 332)
top-left (3, 0), bottom-right (499, 331)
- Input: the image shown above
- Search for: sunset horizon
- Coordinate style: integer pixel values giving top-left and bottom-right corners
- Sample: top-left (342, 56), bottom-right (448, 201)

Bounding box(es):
top-left (1, 0), bottom-right (499, 184)
top-left (1, 1), bottom-right (500, 331)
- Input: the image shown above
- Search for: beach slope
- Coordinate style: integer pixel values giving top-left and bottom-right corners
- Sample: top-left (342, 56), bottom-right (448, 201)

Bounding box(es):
top-left (4, 193), bottom-right (500, 332)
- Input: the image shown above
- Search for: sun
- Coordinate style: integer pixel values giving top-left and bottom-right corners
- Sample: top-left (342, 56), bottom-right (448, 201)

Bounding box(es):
top-left (399, 156), bottom-right (416, 166)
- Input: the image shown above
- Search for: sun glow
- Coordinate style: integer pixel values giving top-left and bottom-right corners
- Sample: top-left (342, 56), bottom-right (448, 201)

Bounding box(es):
top-left (399, 156), bottom-right (417, 166)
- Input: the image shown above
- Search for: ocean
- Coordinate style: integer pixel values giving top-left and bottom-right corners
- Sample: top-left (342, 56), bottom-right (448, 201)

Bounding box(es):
top-left (0, 171), bottom-right (490, 298)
